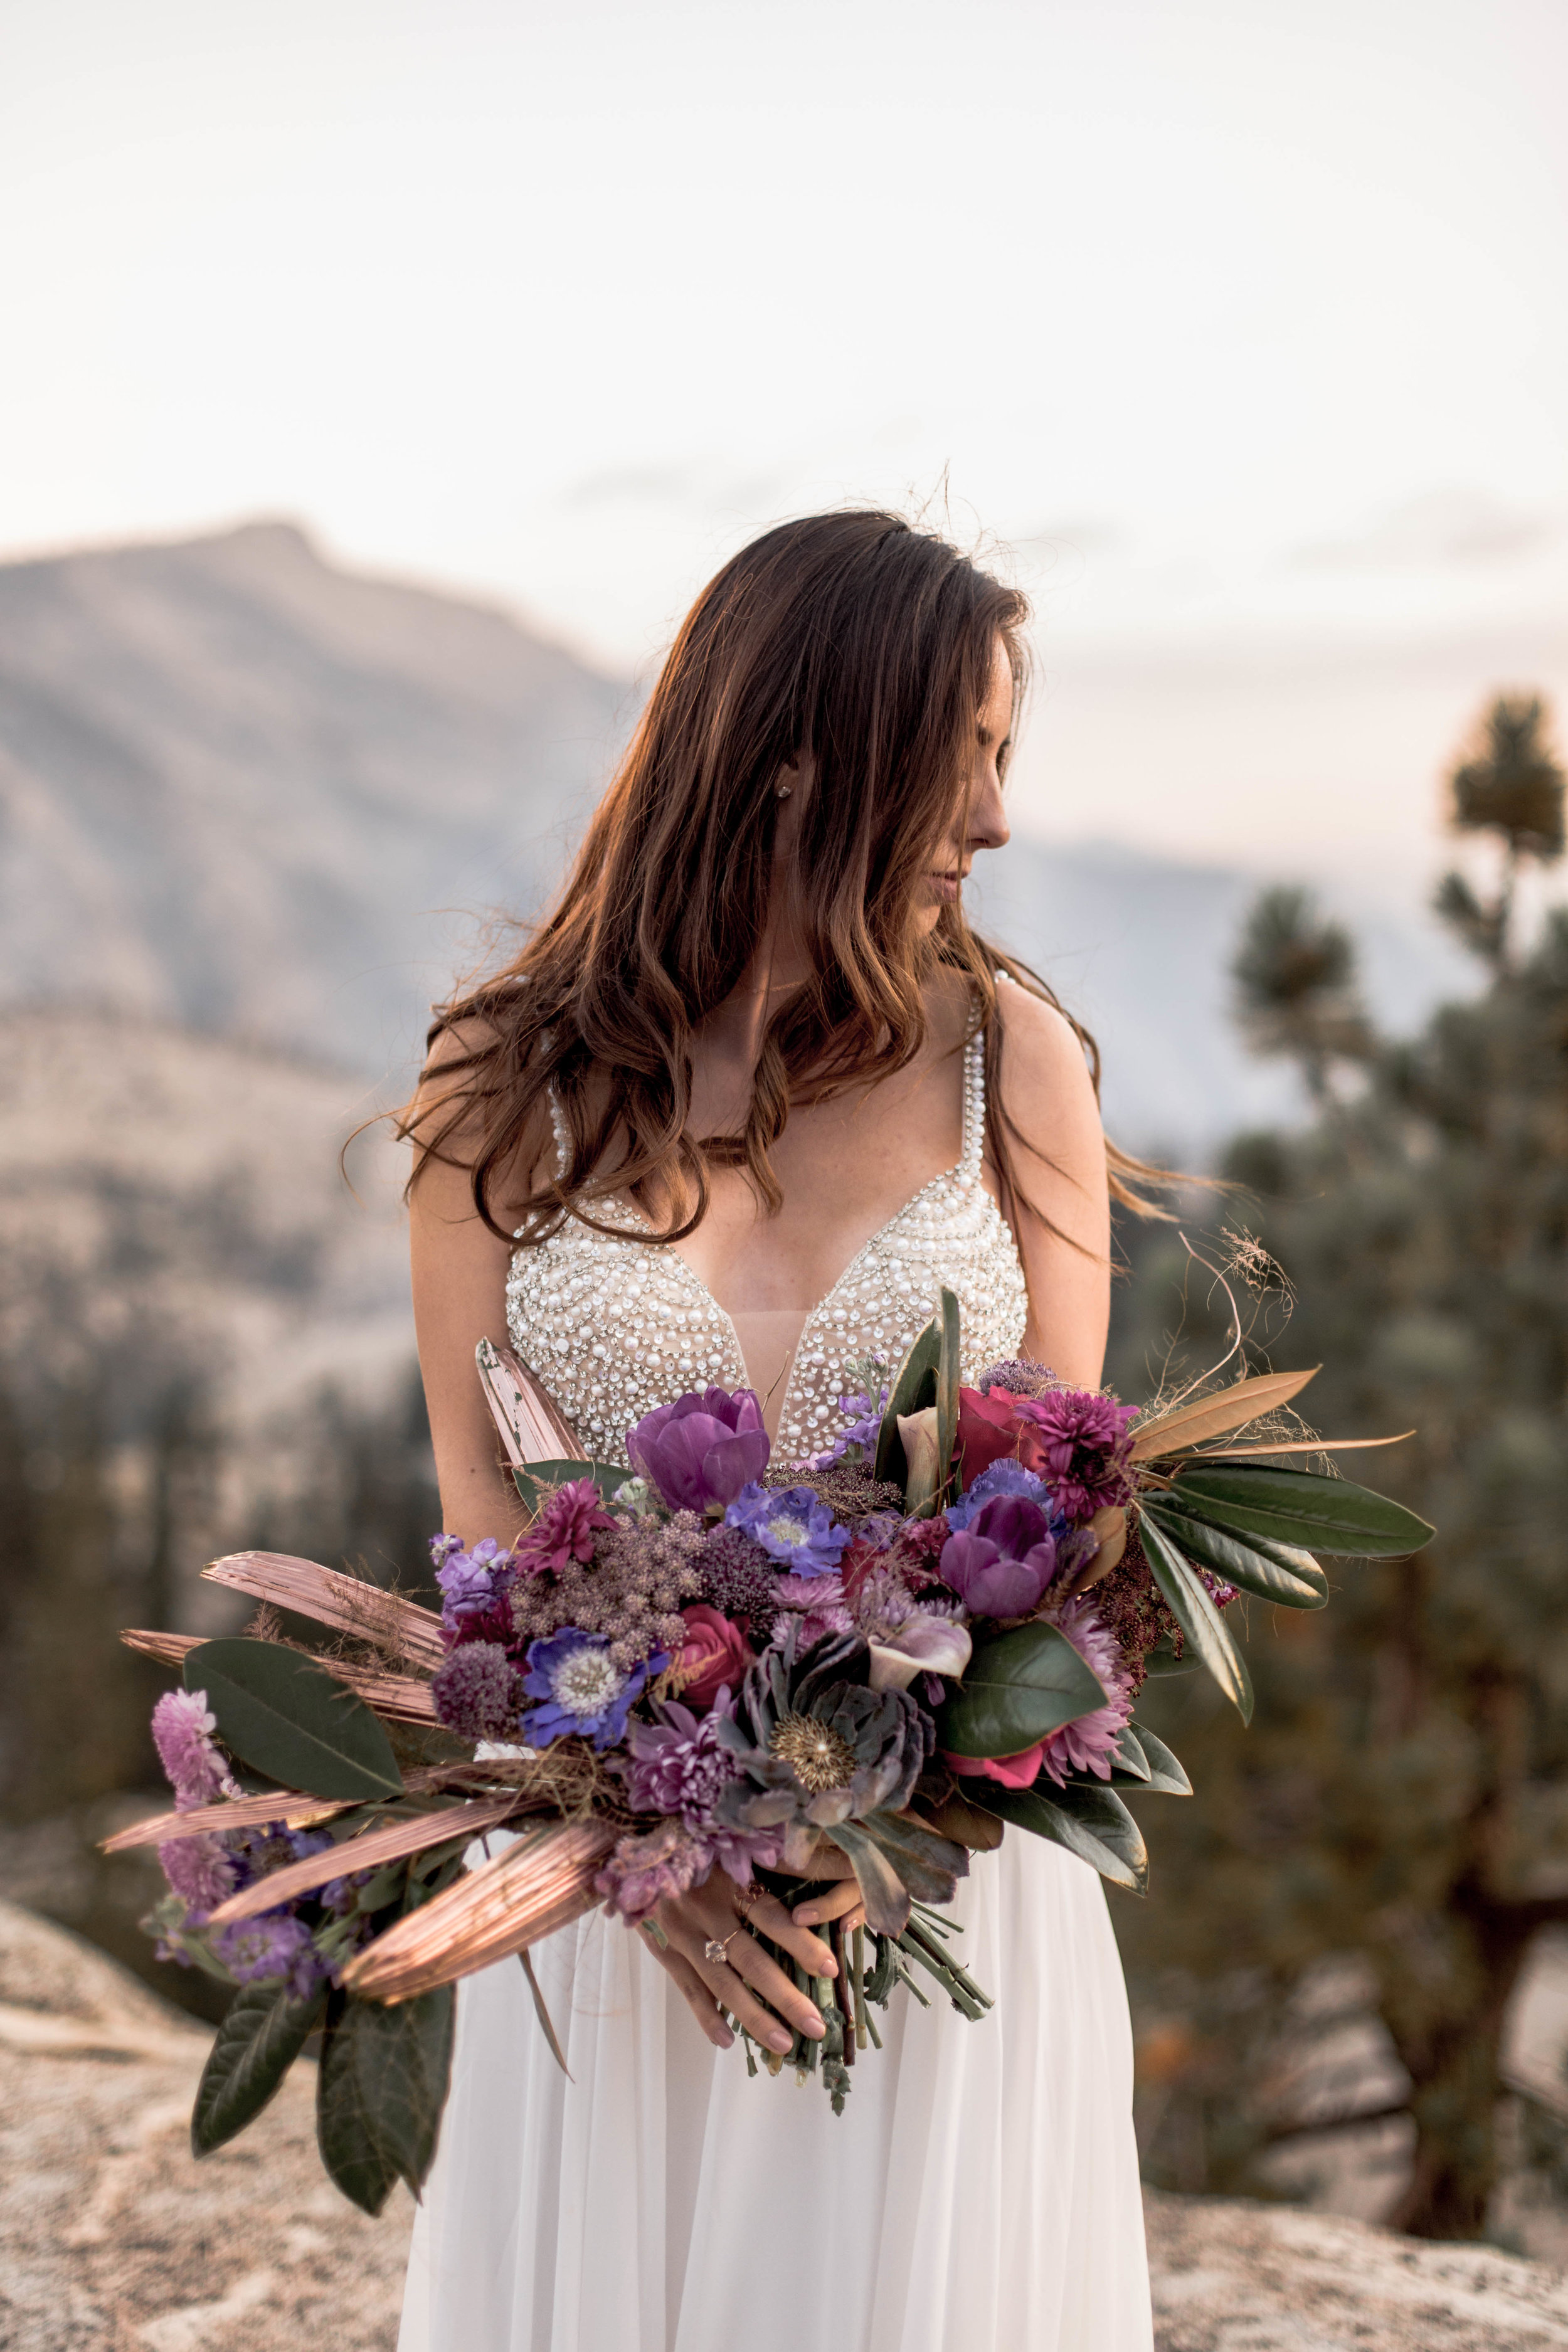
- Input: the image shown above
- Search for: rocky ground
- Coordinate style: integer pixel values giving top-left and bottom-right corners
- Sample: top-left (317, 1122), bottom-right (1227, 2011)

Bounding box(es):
top-left (8, 1899), bottom-right (1568, 2352)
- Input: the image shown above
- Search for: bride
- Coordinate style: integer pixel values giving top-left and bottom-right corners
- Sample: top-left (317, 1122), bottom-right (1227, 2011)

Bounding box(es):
top-left (398, 511), bottom-right (1155, 2350)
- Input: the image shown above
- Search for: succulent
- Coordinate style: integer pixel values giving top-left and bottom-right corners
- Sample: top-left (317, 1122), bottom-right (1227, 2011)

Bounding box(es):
top-left (714, 1627), bottom-right (965, 1932)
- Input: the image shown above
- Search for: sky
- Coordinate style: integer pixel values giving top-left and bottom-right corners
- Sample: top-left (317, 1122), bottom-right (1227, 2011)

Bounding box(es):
top-left (2, 0), bottom-right (1565, 886)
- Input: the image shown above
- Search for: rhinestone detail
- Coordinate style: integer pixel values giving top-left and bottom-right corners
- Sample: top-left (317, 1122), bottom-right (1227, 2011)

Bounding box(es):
top-left (505, 1032), bottom-right (1029, 1469)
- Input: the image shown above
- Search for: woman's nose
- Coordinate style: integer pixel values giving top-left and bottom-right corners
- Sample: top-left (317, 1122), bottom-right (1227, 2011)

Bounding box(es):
top-left (968, 767), bottom-right (1010, 852)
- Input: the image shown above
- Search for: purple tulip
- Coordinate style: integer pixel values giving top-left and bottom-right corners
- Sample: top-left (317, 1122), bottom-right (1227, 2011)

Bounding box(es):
top-left (938, 1493), bottom-right (1059, 1618)
top-left (628, 1386), bottom-right (771, 1513)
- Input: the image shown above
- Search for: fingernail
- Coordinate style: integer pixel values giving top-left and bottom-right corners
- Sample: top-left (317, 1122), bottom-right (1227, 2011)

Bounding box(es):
top-left (803, 2016), bottom-right (825, 2039)
top-left (768, 2029), bottom-right (792, 2054)
top-left (715, 2028), bottom-right (734, 2048)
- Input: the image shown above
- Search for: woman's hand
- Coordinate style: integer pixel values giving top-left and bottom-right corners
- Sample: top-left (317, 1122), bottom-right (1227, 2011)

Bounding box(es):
top-left (642, 1855), bottom-right (861, 2053)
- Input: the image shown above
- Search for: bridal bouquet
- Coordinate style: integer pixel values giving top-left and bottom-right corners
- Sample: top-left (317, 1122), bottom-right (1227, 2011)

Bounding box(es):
top-left (111, 1294), bottom-right (1432, 2210)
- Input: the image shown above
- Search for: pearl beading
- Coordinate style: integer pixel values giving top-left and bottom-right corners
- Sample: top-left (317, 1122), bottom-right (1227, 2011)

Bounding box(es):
top-left (504, 1032), bottom-right (1030, 1469)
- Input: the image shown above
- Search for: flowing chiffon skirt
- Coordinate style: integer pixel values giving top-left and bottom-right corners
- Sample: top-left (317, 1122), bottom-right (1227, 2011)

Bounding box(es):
top-left (399, 1830), bottom-right (1153, 2352)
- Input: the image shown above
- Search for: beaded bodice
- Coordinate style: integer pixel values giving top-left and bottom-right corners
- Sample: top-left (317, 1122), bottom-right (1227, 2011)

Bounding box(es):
top-left (505, 1030), bottom-right (1030, 1470)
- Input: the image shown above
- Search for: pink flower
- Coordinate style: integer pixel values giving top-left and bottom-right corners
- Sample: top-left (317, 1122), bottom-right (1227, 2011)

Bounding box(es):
top-left (516, 1477), bottom-right (617, 1576)
top-left (945, 1741), bottom-right (1050, 1789)
top-left (151, 1688), bottom-right (236, 1809)
top-left (1034, 1597), bottom-right (1135, 1785)
top-left (157, 1831), bottom-right (237, 1914)
top-left (595, 1817), bottom-right (712, 1924)
top-left (671, 1606), bottom-right (755, 1710)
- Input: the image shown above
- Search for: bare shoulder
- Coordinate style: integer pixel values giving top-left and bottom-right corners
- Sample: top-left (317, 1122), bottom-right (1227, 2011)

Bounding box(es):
top-left (992, 978), bottom-right (1102, 1146)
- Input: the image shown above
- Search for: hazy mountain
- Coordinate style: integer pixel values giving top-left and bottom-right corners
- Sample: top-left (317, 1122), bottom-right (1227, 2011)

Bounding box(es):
top-left (0, 521), bottom-right (630, 1076)
top-left (0, 521), bottom-right (1475, 1151)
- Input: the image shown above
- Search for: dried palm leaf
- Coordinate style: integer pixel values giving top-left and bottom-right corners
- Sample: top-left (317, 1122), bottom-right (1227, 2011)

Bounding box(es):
top-left (201, 1552), bottom-right (447, 1671)
top-left (1184, 1431), bottom-right (1415, 1459)
top-left (102, 1789), bottom-right (353, 1850)
top-left (1129, 1368), bottom-right (1319, 1461)
top-left (340, 1818), bottom-right (615, 2003)
top-left (205, 1793), bottom-right (524, 1924)
top-left (476, 1338), bottom-right (582, 1466)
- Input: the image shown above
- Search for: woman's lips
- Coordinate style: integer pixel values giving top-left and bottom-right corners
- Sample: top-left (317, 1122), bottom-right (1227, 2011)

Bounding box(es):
top-left (928, 871), bottom-right (963, 903)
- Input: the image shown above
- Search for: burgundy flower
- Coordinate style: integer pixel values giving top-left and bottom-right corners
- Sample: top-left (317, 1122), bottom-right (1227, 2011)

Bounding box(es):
top-left (430, 1641), bottom-right (523, 1741)
top-left (1012, 1390), bottom-right (1138, 1521)
top-left (515, 1477), bottom-right (617, 1576)
top-left (670, 1605), bottom-right (755, 1710)
top-left (937, 1493), bottom-right (1059, 1618)
top-left (628, 1387), bottom-right (770, 1513)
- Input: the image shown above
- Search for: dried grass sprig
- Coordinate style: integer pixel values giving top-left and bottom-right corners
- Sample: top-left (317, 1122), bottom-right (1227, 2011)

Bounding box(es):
top-left (201, 1552), bottom-right (447, 1673)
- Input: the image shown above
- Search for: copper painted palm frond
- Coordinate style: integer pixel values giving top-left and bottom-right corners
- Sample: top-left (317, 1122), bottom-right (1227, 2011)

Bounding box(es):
top-left (201, 1552), bottom-right (447, 1672)
top-left (339, 1818), bottom-right (615, 2004)
top-left (102, 1788), bottom-right (356, 1850)
top-left (205, 1793), bottom-right (526, 1924)
top-left (475, 1338), bottom-right (581, 1466)
top-left (119, 1628), bottom-right (438, 1724)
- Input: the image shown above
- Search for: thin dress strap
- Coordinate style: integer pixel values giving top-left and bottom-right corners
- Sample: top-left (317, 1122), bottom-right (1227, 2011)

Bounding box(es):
top-left (960, 1029), bottom-right (986, 1176)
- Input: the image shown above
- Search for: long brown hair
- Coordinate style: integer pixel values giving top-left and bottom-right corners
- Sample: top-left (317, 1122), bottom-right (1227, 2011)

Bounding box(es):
top-left (406, 509), bottom-right (1168, 1244)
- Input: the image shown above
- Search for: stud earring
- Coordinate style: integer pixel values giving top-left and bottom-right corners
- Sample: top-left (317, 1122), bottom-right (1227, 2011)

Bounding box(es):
top-left (776, 782), bottom-right (793, 799)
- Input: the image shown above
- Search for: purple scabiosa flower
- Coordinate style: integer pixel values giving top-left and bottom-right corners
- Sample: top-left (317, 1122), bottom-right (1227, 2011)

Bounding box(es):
top-left (725, 1483), bottom-right (849, 1574)
top-left (1034, 1596), bottom-right (1135, 1786)
top-left (151, 1688), bottom-right (236, 1809)
top-left (938, 1493), bottom-right (1061, 1618)
top-left (431, 1641), bottom-right (524, 1741)
top-left (521, 1628), bottom-right (663, 1751)
top-left (515, 1478), bottom-right (617, 1577)
top-left (157, 1831), bottom-right (237, 1917)
top-left (595, 1817), bottom-right (713, 1924)
top-left (628, 1387), bottom-right (771, 1513)
top-left (212, 1912), bottom-right (327, 2003)
top-left (1012, 1389), bottom-right (1138, 1522)
top-left (696, 1522), bottom-right (780, 1626)
top-left (433, 1535), bottom-right (519, 1640)
top-left (945, 1458), bottom-right (1052, 1532)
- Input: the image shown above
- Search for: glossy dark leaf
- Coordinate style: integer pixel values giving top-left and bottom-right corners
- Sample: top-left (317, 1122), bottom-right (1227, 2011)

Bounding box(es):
top-left (192, 1980), bottom-right (326, 2156)
top-left (973, 1780), bottom-right (1148, 1893)
top-left (1138, 1517), bottom-right (1254, 1723)
top-left (937, 1621), bottom-right (1108, 1759)
top-left (873, 1318), bottom-right (941, 1487)
top-left (1142, 1500), bottom-right (1329, 1609)
top-left (1167, 1461), bottom-right (1435, 1557)
top-left (935, 1285), bottom-right (961, 1504)
top-left (315, 1986), bottom-right (455, 2214)
top-left (1141, 1636), bottom-right (1200, 1679)
top-left (513, 1458), bottom-right (632, 1512)
top-left (1127, 1722), bottom-right (1193, 1796)
top-left (186, 1640), bottom-right (403, 1801)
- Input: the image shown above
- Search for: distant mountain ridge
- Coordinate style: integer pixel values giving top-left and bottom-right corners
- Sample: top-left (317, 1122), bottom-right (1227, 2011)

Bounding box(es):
top-left (0, 521), bottom-right (1473, 1148)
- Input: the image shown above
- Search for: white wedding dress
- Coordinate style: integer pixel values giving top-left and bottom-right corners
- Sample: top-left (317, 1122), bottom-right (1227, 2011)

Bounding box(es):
top-left (400, 1032), bottom-right (1153, 2351)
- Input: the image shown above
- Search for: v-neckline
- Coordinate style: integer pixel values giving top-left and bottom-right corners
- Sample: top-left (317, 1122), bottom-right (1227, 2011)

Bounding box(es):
top-left (610, 1042), bottom-right (980, 1433)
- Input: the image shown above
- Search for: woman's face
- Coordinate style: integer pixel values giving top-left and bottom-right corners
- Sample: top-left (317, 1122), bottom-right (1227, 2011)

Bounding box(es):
top-left (916, 637), bottom-right (1014, 932)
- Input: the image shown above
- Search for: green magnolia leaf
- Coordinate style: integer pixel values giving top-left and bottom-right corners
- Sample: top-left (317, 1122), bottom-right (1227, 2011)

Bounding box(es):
top-left (1109, 1724), bottom-right (1151, 1781)
top-left (1140, 1636), bottom-right (1200, 1679)
top-left (192, 1980), bottom-right (326, 2155)
top-left (315, 1986), bottom-right (455, 2215)
top-left (935, 1285), bottom-right (961, 1504)
top-left (186, 1640), bottom-right (403, 1801)
top-left (938, 1621), bottom-right (1108, 1759)
top-left (973, 1780), bottom-right (1148, 1894)
top-left (1128, 1722), bottom-right (1193, 1796)
top-left (1167, 1461), bottom-right (1435, 1557)
top-left (514, 1458), bottom-right (632, 1512)
top-left (1138, 1517), bottom-right (1254, 1724)
top-left (1142, 1499), bottom-right (1329, 1609)
top-left (873, 1317), bottom-right (941, 1487)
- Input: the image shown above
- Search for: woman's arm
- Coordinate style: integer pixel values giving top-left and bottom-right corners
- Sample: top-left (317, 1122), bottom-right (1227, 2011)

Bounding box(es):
top-left (408, 1030), bottom-right (536, 1548)
top-left (991, 980), bottom-right (1112, 1389)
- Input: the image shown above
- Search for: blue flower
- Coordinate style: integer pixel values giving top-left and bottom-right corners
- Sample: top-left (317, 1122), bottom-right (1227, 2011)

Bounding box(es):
top-left (521, 1627), bottom-right (664, 1751)
top-left (945, 1458), bottom-right (1052, 1533)
top-left (724, 1483), bottom-right (850, 1575)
